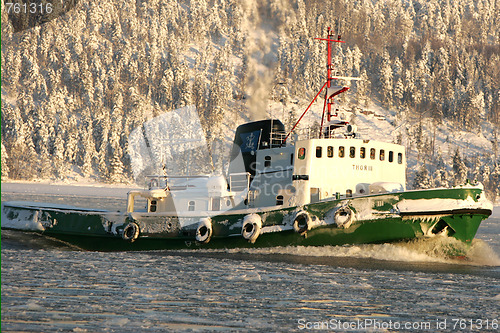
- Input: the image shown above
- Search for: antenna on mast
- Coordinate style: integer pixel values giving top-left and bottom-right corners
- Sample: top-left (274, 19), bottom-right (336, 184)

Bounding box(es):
top-left (282, 28), bottom-right (359, 145)
top-left (337, 18), bottom-right (342, 41)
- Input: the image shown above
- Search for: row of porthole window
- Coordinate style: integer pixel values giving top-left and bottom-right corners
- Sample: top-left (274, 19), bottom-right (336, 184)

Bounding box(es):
top-left (298, 146), bottom-right (403, 164)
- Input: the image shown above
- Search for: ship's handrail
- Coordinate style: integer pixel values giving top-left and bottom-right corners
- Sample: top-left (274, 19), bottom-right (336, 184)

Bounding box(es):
top-left (270, 131), bottom-right (287, 148)
top-left (145, 174), bottom-right (211, 190)
top-left (292, 127), bottom-right (319, 140)
top-left (291, 126), bottom-right (355, 141)
top-left (145, 173), bottom-right (250, 192)
top-left (146, 175), bottom-right (211, 179)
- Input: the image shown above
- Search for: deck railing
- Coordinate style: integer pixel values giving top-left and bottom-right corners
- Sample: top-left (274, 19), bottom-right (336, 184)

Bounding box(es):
top-left (145, 173), bottom-right (251, 192)
top-left (228, 172), bottom-right (251, 192)
top-left (145, 175), bottom-right (210, 190)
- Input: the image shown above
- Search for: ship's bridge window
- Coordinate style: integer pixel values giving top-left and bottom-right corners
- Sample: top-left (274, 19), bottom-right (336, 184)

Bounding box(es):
top-left (360, 147), bottom-right (366, 159)
top-left (327, 146), bottom-right (334, 158)
top-left (188, 200), bottom-right (195, 211)
top-left (380, 149), bottom-right (385, 161)
top-left (265, 156), bottom-right (271, 167)
top-left (276, 195), bottom-right (284, 205)
top-left (349, 146), bottom-right (356, 158)
top-left (316, 146), bottom-right (322, 158)
top-left (339, 146), bottom-right (345, 158)
top-left (398, 152), bottom-right (403, 164)
top-left (298, 148), bottom-right (306, 160)
top-left (389, 151), bottom-right (394, 162)
top-left (370, 148), bottom-right (376, 160)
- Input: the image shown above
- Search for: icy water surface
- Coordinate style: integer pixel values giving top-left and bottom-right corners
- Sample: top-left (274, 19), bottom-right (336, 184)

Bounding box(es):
top-left (1, 186), bottom-right (500, 332)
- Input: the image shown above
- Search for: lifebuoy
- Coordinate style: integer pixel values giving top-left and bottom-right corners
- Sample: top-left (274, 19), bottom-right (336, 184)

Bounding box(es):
top-left (334, 207), bottom-right (354, 228)
top-left (293, 211), bottom-right (312, 234)
top-left (242, 214), bottom-right (262, 243)
top-left (122, 222), bottom-right (140, 242)
top-left (196, 218), bottom-right (212, 244)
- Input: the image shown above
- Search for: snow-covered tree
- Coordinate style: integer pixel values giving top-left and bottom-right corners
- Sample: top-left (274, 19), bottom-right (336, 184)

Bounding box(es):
top-left (1, 143), bottom-right (9, 180)
top-left (413, 165), bottom-right (432, 189)
top-left (490, 163), bottom-right (500, 199)
top-left (379, 50), bottom-right (393, 107)
top-left (107, 127), bottom-right (125, 183)
top-left (452, 148), bottom-right (468, 186)
top-left (355, 69), bottom-right (370, 107)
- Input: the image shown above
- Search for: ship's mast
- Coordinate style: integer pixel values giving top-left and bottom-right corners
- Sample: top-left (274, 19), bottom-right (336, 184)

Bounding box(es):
top-left (318, 27), bottom-right (347, 136)
top-left (282, 28), bottom-right (347, 144)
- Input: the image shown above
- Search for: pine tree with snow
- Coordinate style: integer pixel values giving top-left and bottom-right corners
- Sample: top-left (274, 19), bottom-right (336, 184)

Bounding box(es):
top-left (63, 117), bottom-right (79, 165)
top-left (7, 137), bottom-right (38, 180)
top-left (403, 67), bottom-right (419, 108)
top-left (355, 69), bottom-right (370, 107)
top-left (414, 121), bottom-right (423, 161)
top-left (379, 50), bottom-right (393, 107)
top-left (452, 148), bottom-right (468, 186)
top-left (107, 127), bottom-right (125, 183)
top-left (431, 143), bottom-right (443, 180)
top-left (432, 168), bottom-right (450, 188)
top-left (489, 163), bottom-right (500, 196)
top-left (393, 77), bottom-right (404, 107)
top-left (492, 131), bottom-right (499, 163)
top-left (77, 112), bottom-right (95, 178)
top-left (413, 165), bottom-right (432, 189)
top-left (174, 63), bottom-right (192, 108)
top-left (469, 155), bottom-right (481, 183)
top-left (482, 164), bottom-right (491, 188)
top-left (1, 143), bottom-right (10, 180)
top-left (51, 133), bottom-right (67, 179)
top-left (189, 0), bottom-right (208, 40)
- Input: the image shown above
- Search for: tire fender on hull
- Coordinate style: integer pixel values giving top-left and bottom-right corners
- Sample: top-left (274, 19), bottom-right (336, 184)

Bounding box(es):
top-left (242, 214), bottom-right (262, 243)
top-left (122, 222), bottom-right (140, 242)
top-left (293, 211), bottom-right (312, 235)
top-left (196, 218), bottom-right (212, 244)
top-left (334, 207), bottom-right (354, 228)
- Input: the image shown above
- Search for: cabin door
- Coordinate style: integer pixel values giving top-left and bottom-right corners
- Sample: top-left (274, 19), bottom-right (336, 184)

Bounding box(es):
top-left (310, 188), bottom-right (320, 203)
top-left (211, 197), bottom-right (221, 211)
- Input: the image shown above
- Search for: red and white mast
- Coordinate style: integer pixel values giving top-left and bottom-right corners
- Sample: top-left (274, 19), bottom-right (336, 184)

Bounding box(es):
top-left (282, 27), bottom-right (350, 144)
top-left (316, 27), bottom-right (348, 136)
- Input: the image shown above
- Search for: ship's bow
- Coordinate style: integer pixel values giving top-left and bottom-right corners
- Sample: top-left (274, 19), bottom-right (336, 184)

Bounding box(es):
top-left (398, 185), bottom-right (493, 244)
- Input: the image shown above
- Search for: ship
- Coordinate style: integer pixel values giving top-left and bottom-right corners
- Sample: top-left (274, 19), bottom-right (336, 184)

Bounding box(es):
top-left (1, 29), bottom-right (493, 252)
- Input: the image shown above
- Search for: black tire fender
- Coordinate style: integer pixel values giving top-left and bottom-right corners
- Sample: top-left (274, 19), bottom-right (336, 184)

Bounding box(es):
top-left (122, 222), bottom-right (140, 242)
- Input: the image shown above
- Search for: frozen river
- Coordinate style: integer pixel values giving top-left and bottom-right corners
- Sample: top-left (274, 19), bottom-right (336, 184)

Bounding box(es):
top-left (1, 182), bottom-right (499, 332)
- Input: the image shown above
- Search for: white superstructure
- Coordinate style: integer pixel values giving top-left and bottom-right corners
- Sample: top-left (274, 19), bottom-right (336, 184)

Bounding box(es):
top-left (292, 138), bottom-right (406, 204)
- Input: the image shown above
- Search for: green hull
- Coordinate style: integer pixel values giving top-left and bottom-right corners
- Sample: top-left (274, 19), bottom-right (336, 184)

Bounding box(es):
top-left (1, 187), bottom-right (492, 252)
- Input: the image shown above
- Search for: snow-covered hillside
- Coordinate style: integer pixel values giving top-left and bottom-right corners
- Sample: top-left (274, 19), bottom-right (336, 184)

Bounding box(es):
top-left (1, 0), bottom-right (499, 199)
